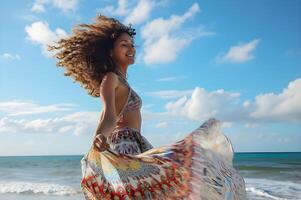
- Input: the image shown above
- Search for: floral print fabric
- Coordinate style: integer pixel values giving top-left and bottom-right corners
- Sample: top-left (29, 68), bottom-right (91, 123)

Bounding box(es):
top-left (81, 118), bottom-right (247, 199)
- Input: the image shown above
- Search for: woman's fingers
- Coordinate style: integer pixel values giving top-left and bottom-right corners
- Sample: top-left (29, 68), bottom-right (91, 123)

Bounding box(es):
top-left (93, 135), bottom-right (109, 152)
top-left (93, 139), bottom-right (100, 151)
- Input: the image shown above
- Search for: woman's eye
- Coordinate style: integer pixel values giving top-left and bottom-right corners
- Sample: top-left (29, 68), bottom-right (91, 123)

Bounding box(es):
top-left (121, 44), bottom-right (135, 48)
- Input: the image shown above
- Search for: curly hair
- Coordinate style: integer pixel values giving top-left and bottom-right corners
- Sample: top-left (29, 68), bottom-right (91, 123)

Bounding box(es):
top-left (47, 14), bottom-right (136, 97)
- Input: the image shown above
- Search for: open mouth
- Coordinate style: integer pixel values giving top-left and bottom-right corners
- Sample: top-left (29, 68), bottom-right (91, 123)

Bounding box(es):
top-left (126, 54), bottom-right (135, 59)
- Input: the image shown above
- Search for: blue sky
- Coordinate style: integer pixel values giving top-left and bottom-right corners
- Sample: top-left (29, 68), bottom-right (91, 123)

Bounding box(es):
top-left (0, 0), bottom-right (300, 156)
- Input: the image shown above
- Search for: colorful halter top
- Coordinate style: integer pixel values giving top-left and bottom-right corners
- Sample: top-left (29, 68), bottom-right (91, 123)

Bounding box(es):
top-left (115, 72), bottom-right (142, 123)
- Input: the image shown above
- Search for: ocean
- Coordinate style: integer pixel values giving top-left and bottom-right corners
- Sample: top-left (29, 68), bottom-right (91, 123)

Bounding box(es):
top-left (0, 152), bottom-right (300, 200)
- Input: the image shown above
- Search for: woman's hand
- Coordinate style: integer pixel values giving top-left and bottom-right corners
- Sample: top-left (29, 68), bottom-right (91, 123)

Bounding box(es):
top-left (93, 134), bottom-right (110, 152)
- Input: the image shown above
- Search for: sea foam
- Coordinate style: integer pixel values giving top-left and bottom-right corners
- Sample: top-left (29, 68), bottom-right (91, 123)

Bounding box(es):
top-left (245, 178), bottom-right (301, 200)
top-left (0, 181), bottom-right (81, 196)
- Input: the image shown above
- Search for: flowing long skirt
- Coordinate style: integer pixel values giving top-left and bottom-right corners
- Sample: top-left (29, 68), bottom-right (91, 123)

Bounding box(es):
top-left (80, 118), bottom-right (247, 199)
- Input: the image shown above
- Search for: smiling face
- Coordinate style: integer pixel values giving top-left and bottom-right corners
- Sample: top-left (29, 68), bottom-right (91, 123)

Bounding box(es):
top-left (110, 32), bottom-right (136, 68)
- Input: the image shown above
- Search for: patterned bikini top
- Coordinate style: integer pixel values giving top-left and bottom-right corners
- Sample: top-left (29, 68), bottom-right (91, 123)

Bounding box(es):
top-left (115, 72), bottom-right (142, 122)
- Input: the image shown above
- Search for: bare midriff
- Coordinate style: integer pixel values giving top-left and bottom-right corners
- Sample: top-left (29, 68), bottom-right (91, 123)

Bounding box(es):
top-left (98, 109), bottom-right (141, 133)
top-left (115, 110), bottom-right (141, 132)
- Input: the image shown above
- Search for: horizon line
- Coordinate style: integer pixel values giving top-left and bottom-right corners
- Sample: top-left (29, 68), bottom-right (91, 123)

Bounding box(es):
top-left (1, 151), bottom-right (301, 157)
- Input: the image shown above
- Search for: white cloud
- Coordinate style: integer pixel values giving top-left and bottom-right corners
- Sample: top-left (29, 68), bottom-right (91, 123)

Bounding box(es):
top-left (249, 78), bottom-right (301, 122)
top-left (98, 0), bottom-right (158, 25)
top-left (31, 0), bottom-right (48, 13)
top-left (146, 89), bottom-right (193, 99)
top-left (0, 100), bottom-right (76, 116)
top-left (98, 0), bottom-right (131, 16)
top-left (165, 87), bottom-right (243, 122)
top-left (143, 35), bottom-right (190, 64)
top-left (141, 3), bottom-right (200, 42)
top-left (163, 77), bottom-right (301, 123)
top-left (141, 3), bottom-right (215, 64)
top-left (0, 111), bottom-right (99, 136)
top-left (216, 38), bottom-right (261, 64)
top-left (0, 53), bottom-right (21, 60)
top-left (155, 122), bottom-right (167, 128)
top-left (124, 0), bottom-right (155, 25)
top-left (31, 0), bottom-right (78, 13)
top-left (52, 0), bottom-right (78, 12)
top-left (25, 21), bottom-right (68, 56)
top-left (156, 75), bottom-right (188, 82)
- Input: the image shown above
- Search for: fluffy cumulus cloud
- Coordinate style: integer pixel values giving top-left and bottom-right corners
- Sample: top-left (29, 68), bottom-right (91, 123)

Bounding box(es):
top-left (31, 0), bottom-right (78, 13)
top-left (140, 3), bottom-right (214, 65)
top-left (165, 87), bottom-right (244, 122)
top-left (248, 78), bottom-right (301, 122)
top-left (215, 38), bottom-right (261, 64)
top-left (25, 21), bottom-right (68, 56)
top-left (162, 77), bottom-right (301, 123)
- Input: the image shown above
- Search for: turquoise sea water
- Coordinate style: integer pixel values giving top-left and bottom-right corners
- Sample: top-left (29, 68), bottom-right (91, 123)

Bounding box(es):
top-left (234, 152), bottom-right (301, 200)
top-left (0, 152), bottom-right (300, 200)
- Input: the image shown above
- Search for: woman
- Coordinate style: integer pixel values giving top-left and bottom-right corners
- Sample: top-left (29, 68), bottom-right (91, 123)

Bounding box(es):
top-left (49, 14), bottom-right (246, 200)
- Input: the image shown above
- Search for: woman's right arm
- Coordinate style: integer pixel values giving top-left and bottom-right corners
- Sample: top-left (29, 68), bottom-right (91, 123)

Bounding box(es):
top-left (93, 72), bottom-right (119, 150)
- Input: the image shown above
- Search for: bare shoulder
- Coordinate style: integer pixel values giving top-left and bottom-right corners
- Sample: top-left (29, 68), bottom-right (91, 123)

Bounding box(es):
top-left (101, 72), bottom-right (119, 88)
top-left (102, 72), bottom-right (118, 82)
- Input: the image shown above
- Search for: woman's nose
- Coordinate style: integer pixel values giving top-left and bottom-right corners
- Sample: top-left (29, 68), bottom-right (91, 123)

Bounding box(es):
top-left (130, 45), bottom-right (135, 51)
top-left (129, 46), bottom-right (135, 53)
